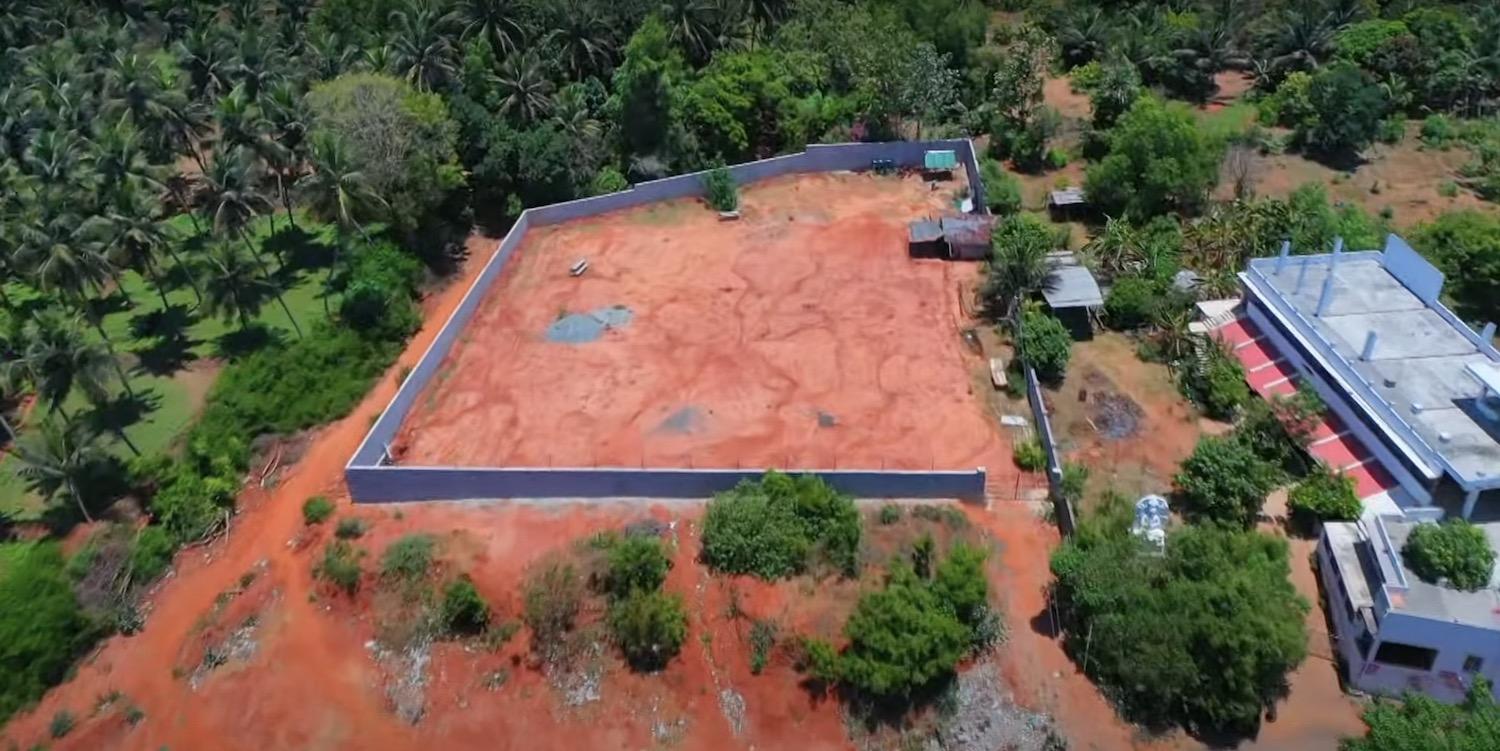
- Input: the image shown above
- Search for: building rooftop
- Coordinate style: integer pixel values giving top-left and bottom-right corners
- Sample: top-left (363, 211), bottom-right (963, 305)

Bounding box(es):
top-left (908, 219), bottom-right (943, 243)
top-left (939, 215), bottom-right (995, 247)
top-left (1243, 237), bottom-right (1500, 491)
top-left (1043, 251), bottom-right (1104, 309)
top-left (1360, 515), bottom-right (1500, 631)
top-left (1048, 187), bottom-right (1087, 207)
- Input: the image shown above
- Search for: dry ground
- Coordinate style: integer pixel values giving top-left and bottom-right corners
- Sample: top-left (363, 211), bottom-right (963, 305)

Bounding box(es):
top-left (392, 172), bottom-right (1010, 476)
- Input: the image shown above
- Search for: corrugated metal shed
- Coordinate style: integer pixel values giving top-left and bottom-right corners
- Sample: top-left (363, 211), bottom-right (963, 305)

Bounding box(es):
top-left (940, 215), bottom-right (995, 247)
top-left (1043, 251), bottom-right (1104, 309)
top-left (1048, 187), bottom-right (1088, 207)
top-left (924, 150), bottom-right (958, 170)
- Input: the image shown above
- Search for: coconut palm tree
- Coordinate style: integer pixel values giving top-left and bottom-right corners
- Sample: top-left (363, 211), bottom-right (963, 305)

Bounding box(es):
top-left (543, 0), bottom-right (614, 80)
top-left (389, 1), bottom-right (461, 92)
top-left (233, 29), bottom-right (282, 101)
top-left (986, 225), bottom-right (1058, 324)
top-left (1083, 217), bottom-right (1145, 281)
top-left (4, 311), bottom-right (116, 419)
top-left (1259, 9), bottom-right (1338, 79)
top-left (496, 51), bottom-right (555, 124)
top-left (175, 26), bottom-right (233, 104)
top-left (15, 416), bottom-right (108, 523)
top-left (202, 149), bottom-right (303, 337)
top-left (200, 241), bottom-right (270, 332)
top-left (1056, 6), bottom-right (1113, 68)
top-left (304, 28), bottom-right (358, 80)
top-left (261, 81), bottom-right (309, 232)
top-left (298, 132), bottom-right (386, 315)
top-left (214, 84), bottom-right (274, 157)
top-left (457, 0), bottom-right (528, 57)
top-left (87, 118), bottom-right (161, 207)
top-left (93, 187), bottom-right (193, 308)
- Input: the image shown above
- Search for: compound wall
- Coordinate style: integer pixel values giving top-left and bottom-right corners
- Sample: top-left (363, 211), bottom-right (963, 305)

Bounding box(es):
top-left (347, 139), bottom-right (988, 502)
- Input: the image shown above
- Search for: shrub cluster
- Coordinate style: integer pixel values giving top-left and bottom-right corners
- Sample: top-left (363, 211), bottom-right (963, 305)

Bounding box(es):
top-left (701, 471), bottom-right (861, 579)
top-left (703, 166), bottom-right (739, 211)
top-left (315, 541), bottom-right (364, 594)
top-left (1174, 434), bottom-right (1279, 527)
top-left (594, 535), bottom-right (687, 672)
top-left (1018, 307), bottom-right (1072, 385)
top-left (0, 543), bottom-right (100, 723)
top-left (1402, 521), bottom-right (1497, 591)
top-left (302, 496), bottom-right (335, 525)
top-left (439, 576), bottom-right (491, 635)
top-left (1288, 471), bottom-right (1362, 523)
top-left (1012, 439), bottom-right (1047, 472)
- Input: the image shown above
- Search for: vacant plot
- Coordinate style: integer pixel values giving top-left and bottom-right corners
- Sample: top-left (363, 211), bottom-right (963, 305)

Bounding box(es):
top-left (392, 172), bottom-right (1009, 473)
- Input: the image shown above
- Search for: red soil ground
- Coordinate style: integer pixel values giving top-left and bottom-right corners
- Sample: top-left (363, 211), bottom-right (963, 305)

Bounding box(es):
top-left (391, 172), bottom-right (1010, 475)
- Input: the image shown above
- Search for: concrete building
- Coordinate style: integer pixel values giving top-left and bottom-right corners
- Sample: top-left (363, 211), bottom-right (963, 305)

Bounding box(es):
top-left (1318, 514), bottom-right (1500, 702)
top-left (1237, 235), bottom-right (1500, 519)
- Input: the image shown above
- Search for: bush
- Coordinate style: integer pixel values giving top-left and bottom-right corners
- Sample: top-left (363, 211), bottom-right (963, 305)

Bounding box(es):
top-left (1180, 343), bottom-right (1250, 420)
top-left (703, 166), bottom-right (738, 211)
top-left (1049, 522), bottom-right (1306, 734)
top-left (50, 708), bottom-right (75, 738)
top-left (878, 504), bottom-right (903, 525)
top-left (1104, 276), bottom-right (1161, 330)
top-left (1376, 116), bottom-right (1406, 145)
top-left (522, 561), bottom-right (583, 646)
top-left (1085, 96), bottom-right (1222, 219)
top-left (604, 536), bottom-right (671, 599)
top-left (608, 590), bottom-right (688, 671)
top-left (1012, 439), bottom-right (1046, 472)
top-left (1295, 63), bottom-right (1389, 156)
top-left (749, 619), bottom-right (778, 674)
top-left (315, 541), bottom-right (364, 594)
top-left (835, 563), bottom-right (971, 698)
top-left (1174, 435), bottom-right (1279, 527)
top-left (980, 159), bottom-right (1024, 215)
top-left (380, 534), bottom-right (435, 582)
top-left (1420, 114), bottom-right (1456, 148)
top-left (1288, 471), bottom-right (1362, 523)
top-left (439, 576), bottom-right (491, 635)
top-left (128, 526), bottom-right (175, 582)
top-left (1018, 307), bottom-right (1072, 384)
top-left (701, 471), bottom-right (861, 579)
top-left (931, 543), bottom-right (989, 628)
top-left (1402, 521), bottom-right (1496, 591)
top-left (334, 517), bottom-right (367, 539)
top-left (302, 496), bottom-right (335, 525)
top-left (1345, 678), bottom-right (1500, 751)
top-left (0, 543), bottom-right (99, 724)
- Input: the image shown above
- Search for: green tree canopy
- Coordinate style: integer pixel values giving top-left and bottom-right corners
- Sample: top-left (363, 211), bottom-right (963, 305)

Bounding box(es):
top-left (1410, 211), bottom-right (1500, 324)
top-left (0, 543), bottom-right (99, 723)
top-left (1402, 520), bottom-right (1497, 592)
top-left (1341, 678), bottom-right (1500, 751)
top-left (1174, 435), bottom-right (1279, 527)
top-left (1085, 96), bottom-right (1223, 219)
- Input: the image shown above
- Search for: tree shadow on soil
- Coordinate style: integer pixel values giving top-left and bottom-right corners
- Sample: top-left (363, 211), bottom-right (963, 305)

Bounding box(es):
top-left (85, 388), bottom-right (164, 438)
top-left (34, 457), bottom-right (131, 537)
top-left (266, 226), bottom-right (333, 272)
top-left (129, 304), bottom-right (201, 375)
top-left (213, 323), bottom-right (280, 360)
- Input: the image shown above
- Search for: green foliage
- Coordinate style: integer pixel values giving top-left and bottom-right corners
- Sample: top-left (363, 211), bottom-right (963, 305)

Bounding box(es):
top-left (1085, 96), bottom-right (1222, 219)
top-left (701, 471), bottom-right (861, 579)
top-left (1060, 462), bottom-right (1089, 504)
top-left (334, 517), bottom-right (367, 540)
top-left (985, 214), bottom-right (1057, 321)
top-left (1333, 20), bottom-right (1414, 71)
top-left (302, 496), bottom-right (334, 525)
top-left (702, 166), bottom-right (739, 212)
top-left (1013, 439), bottom-right (1047, 472)
top-left (1050, 521), bottom-right (1307, 735)
top-left (1018, 307), bottom-right (1072, 385)
top-left (1402, 521), bottom-right (1496, 591)
top-left (1420, 115), bottom-right (1457, 148)
top-left (338, 241), bottom-right (423, 339)
top-left (315, 541), bottom-right (364, 595)
top-left (1088, 59), bottom-right (1143, 130)
top-left (1410, 211), bottom-right (1500, 323)
top-left (1289, 471), bottom-right (1362, 523)
top-left (439, 576), bottom-right (491, 636)
top-left (979, 159), bottom-right (1024, 215)
top-left (1104, 276), bottom-right (1163, 330)
top-left (749, 619), bottom-right (778, 675)
top-left (1174, 435), bottom-right (1279, 527)
top-left (834, 563), bottom-right (971, 698)
top-left (605, 536), bottom-right (671, 599)
top-left (50, 708), bottom-right (75, 738)
top-left (1179, 342), bottom-right (1250, 420)
top-left (1259, 72), bottom-right (1315, 131)
top-left (0, 543), bottom-right (99, 724)
top-left (380, 534), bottom-right (435, 583)
top-left (608, 590), bottom-right (688, 672)
top-left (1295, 63), bottom-right (1389, 156)
top-left (878, 504), bottom-right (903, 525)
top-left (592, 167), bottom-right (629, 196)
top-left (1342, 677), bottom-right (1500, 751)
top-left (930, 543), bottom-right (988, 626)
top-left (128, 526), bottom-right (175, 582)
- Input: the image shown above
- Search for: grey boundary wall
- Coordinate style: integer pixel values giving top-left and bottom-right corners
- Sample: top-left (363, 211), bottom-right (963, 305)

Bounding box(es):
top-left (346, 139), bottom-right (987, 503)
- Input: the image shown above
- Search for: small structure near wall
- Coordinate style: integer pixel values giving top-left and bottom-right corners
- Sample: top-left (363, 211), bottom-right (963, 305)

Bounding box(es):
top-left (923, 149), bottom-right (958, 178)
top-left (1048, 186), bottom-right (1089, 221)
top-left (1042, 251), bottom-right (1103, 338)
top-left (907, 215), bottom-right (997, 261)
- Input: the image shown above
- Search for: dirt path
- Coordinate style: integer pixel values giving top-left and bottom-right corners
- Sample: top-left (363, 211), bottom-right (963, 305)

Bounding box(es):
top-left (2, 234), bottom-right (504, 751)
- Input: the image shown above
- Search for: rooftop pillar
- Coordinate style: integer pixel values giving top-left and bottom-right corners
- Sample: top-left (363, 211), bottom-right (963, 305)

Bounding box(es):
top-left (1275, 239), bottom-right (1292, 274)
top-left (1482, 322), bottom-right (1497, 344)
top-left (1315, 237), bottom-right (1345, 317)
top-left (1463, 488), bottom-right (1480, 520)
top-left (1361, 331), bottom-right (1379, 361)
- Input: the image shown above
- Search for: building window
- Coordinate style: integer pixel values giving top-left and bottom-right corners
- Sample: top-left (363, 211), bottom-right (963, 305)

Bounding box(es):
top-left (1463, 655), bottom-right (1484, 673)
top-left (1374, 641), bottom-right (1438, 671)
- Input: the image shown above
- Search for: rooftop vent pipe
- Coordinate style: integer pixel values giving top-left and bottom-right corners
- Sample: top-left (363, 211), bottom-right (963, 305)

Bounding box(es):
top-left (1315, 237), bottom-right (1345, 317)
top-left (1362, 331), bottom-right (1379, 361)
top-left (1275, 239), bottom-right (1291, 274)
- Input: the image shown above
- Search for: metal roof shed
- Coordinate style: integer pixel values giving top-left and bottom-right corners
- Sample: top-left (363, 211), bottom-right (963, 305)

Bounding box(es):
top-left (924, 150), bottom-right (958, 171)
top-left (1043, 252), bottom-right (1104, 309)
top-left (941, 215), bottom-right (996, 260)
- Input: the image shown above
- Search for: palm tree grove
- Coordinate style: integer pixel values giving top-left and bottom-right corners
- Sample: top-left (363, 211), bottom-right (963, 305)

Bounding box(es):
top-left (1, 0), bottom-right (1498, 748)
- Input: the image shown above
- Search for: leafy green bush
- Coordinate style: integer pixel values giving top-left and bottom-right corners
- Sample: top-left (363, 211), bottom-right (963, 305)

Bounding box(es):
top-left (1104, 276), bottom-right (1162, 330)
top-left (1049, 521), bottom-right (1307, 734)
top-left (1019, 307), bottom-right (1072, 384)
top-left (0, 543), bottom-right (99, 724)
top-left (1420, 114), bottom-right (1456, 148)
top-left (129, 526), bottom-right (176, 582)
top-left (703, 166), bottom-right (738, 211)
top-left (1012, 439), bottom-right (1046, 472)
top-left (1174, 435), bottom-right (1279, 527)
top-left (878, 504), bottom-right (902, 525)
top-left (1345, 677), bottom-right (1500, 751)
top-left (440, 576), bottom-right (491, 635)
top-left (701, 471), bottom-right (861, 579)
top-left (980, 159), bottom-right (1024, 215)
top-left (605, 536), bottom-right (671, 599)
top-left (1295, 63), bottom-right (1389, 156)
top-left (608, 590), bottom-right (688, 671)
top-left (835, 563), bottom-right (970, 698)
top-left (302, 496), bottom-right (335, 525)
top-left (1085, 96), bottom-right (1222, 219)
top-left (380, 534), bottom-right (435, 583)
top-left (315, 541), bottom-right (364, 594)
top-left (50, 708), bottom-right (75, 738)
top-left (1288, 471), bottom-right (1362, 523)
top-left (1180, 343), bottom-right (1250, 420)
top-left (1402, 521), bottom-right (1496, 591)
top-left (749, 619), bottom-right (778, 674)
top-left (334, 517), bottom-right (367, 540)
top-left (523, 562), bottom-right (583, 647)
